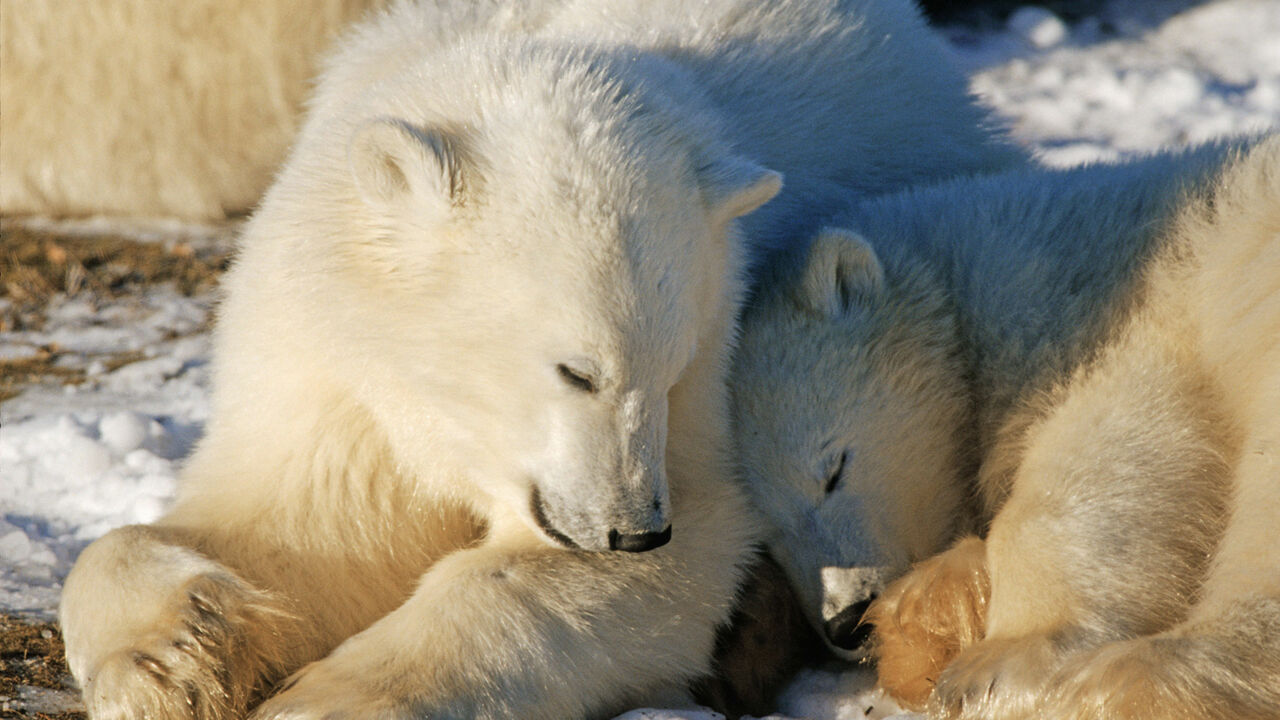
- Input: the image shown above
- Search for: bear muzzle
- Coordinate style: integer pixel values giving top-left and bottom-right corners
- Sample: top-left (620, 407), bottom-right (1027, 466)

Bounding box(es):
top-left (608, 526), bottom-right (672, 552)
top-left (530, 486), bottom-right (671, 552)
top-left (823, 595), bottom-right (876, 652)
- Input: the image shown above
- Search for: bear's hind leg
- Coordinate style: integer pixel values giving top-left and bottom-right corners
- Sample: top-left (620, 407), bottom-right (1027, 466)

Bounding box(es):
top-left (61, 524), bottom-right (298, 720)
top-left (1043, 421), bottom-right (1280, 720)
top-left (929, 332), bottom-right (1232, 720)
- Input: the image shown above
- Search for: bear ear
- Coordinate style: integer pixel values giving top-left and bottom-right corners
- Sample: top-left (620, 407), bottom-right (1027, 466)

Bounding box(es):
top-left (797, 227), bottom-right (884, 317)
top-left (348, 118), bottom-right (459, 214)
top-left (699, 156), bottom-right (783, 223)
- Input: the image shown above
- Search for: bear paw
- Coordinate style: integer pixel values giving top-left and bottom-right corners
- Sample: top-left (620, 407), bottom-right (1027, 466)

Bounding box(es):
top-left (927, 635), bottom-right (1063, 720)
top-left (869, 536), bottom-right (989, 709)
top-left (80, 572), bottom-right (293, 720)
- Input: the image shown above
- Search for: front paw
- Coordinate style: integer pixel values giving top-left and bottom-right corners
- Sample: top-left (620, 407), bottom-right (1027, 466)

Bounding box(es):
top-left (251, 659), bottom-right (421, 720)
top-left (927, 635), bottom-right (1062, 720)
top-left (869, 536), bottom-right (989, 709)
top-left (82, 573), bottom-right (293, 720)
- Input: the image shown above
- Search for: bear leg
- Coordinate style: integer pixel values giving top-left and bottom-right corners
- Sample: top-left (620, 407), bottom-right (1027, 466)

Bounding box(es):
top-left (61, 525), bottom-right (298, 720)
top-left (1041, 420), bottom-right (1280, 720)
top-left (249, 513), bottom-right (748, 720)
top-left (1039, 599), bottom-right (1280, 720)
top-left (929, 332), bottom-right (1232, 719)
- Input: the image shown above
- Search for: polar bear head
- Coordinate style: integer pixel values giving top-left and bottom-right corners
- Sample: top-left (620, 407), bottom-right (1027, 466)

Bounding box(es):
top-left (255, 45), bottom-right (781, 553)
top-left (731, 228), bottom-right (972, 657)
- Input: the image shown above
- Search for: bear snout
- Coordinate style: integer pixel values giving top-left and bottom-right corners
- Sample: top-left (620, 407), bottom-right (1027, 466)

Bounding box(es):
top-left (823, 596), bottom-right (876, 651)
top-left (608, 526), bottom-right (672, 552)
top-left (530, 485), bottom-right (672, 552)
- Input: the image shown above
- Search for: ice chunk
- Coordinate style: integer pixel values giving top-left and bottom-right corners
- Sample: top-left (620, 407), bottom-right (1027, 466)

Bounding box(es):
top-left (28, 541), bottom-right (58, 567)
top-left (1008, 7), bottom-right (1067, 50)
top-left (132, 495), bottom-right (167, 525)
top-left (774, 668), bottom-right (912, 719)
top-left (612, 710), bottom-right (725, 720)
top-left (99, 411), bottom-right (152, 454)
top-left (58, 432), bottom-right (114, 478)
top-left (0, 527), bottom-right (33, 563)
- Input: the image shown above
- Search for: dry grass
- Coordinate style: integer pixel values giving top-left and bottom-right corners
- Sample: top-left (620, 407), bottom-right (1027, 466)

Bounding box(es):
top-left (0, 221), bottom-right (230, 329)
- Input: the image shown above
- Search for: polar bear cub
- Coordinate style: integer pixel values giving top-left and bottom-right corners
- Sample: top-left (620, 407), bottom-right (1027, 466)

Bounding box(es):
top-left (732, 136), bottom-right (1280, 718)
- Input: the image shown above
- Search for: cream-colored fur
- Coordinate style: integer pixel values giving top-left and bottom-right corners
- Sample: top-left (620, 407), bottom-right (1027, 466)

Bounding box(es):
top-left (735, 136), bottom-right (1279, 718)
top-left (58, 1), bottom-right (1025, 716)
top-left (867, 536), bottom-right (989, 709)
top-left (2, 0), bottom-right (1021, 225)
top-left (0, 0), bottom-right (386, 219)
top-left (61, 39), bottom-right (768, 720)
top-left (928, 139), bottom-right (1280, 720)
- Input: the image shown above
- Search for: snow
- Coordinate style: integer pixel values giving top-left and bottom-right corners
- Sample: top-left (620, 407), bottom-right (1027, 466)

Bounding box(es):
top-left (1, 284), bottom-right (213, 614)
top-left (0, 1), bottom-right (1276, 717)
top-left (954, 0), bottom-right (1280, 167)
top-left (1005, 6), bottom-right (1068, 50)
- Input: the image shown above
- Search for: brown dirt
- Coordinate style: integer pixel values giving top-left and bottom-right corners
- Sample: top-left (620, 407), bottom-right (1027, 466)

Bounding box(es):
top-left (0, 221), bottom-right (232, 402)
top-left (0, 614), bottom-right (82, 719)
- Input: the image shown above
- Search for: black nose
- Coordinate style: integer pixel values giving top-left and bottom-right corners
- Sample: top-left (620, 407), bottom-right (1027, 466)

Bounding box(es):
top-left (608, 526), bottom-right (672, 552)
top-left (823, 596), bottom-right (876, 651)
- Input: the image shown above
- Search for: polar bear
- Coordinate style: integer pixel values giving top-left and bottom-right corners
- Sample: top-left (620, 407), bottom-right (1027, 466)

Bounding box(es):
top-left (56, 0), bottom-right (1019, 717)
top-left (731, 136), bottom-right (1280, 718)
top-left (58, 31), bottom-right (775, 720)
top-left (2, 0), bottom-right (1020, 223)
top-left (0, 0), bottom-right (387, 219)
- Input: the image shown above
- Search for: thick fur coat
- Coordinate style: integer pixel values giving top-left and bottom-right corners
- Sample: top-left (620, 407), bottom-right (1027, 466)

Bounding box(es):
top-left (0, 0), bottom-right (386, 219)
top-left (733, 136), bottom-right (1280, 718)
top-left (58, 1), bottom-right (1019, 718)
top-left (1, 0), bottom-right (1019, 225)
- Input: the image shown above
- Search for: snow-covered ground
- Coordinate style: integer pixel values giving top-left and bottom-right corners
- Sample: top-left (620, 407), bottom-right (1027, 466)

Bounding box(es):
top-left (1, 1), bottom-right (1277, 717)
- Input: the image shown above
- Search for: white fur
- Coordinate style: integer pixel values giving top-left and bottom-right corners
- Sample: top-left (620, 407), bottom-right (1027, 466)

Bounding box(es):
top-left (57, 1), bottom-right (1021, 717)
top-left (2, 0), bottom-right (1020, 225)
top-left (734, 225), bottom-right (973, 658)
top-left (733, 135), bottom-right (1280, 718)
top-left (0, 0), bottom-right (386, 219)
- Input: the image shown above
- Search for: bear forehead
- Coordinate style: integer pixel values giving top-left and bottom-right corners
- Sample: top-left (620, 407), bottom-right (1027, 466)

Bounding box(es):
top-left (365, 42), bottom-right (723, 180)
